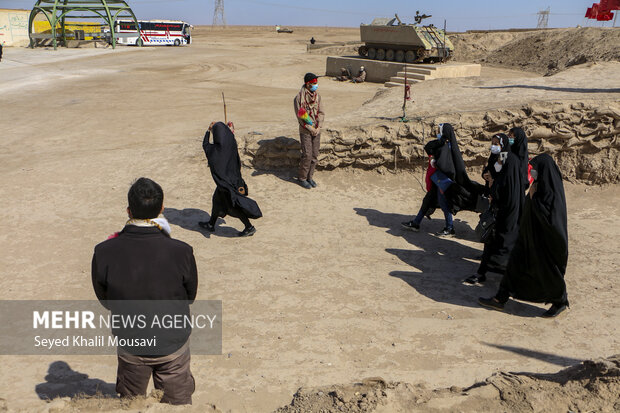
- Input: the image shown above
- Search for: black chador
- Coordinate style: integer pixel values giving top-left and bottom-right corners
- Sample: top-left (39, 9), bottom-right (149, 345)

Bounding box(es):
top-left (494, 154), bottom-right (569, 314)
top-left (482, 137), bottom-right (524, 273)
top-left (200, 122), bottom-right (262, 237)
top-left (510, 127), bottom-right (529, 190)
top-left (437, 123), bottom-right (485, 213)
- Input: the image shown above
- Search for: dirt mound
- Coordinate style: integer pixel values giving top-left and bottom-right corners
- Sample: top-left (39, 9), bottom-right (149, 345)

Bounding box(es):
top-left (308, 45), bottom-right (361, 56)
top-left (277, 355), bottom-right (620, 413)
top-left (451, 28), bottom-right (620, 75)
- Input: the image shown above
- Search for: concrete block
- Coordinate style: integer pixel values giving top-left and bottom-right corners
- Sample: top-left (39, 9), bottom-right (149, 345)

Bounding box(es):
top-left (389, 77), bottom-right (422, 84)
top-left (395, 72), bottom-right (428, 81)
top-left (401, 67), bottom-right (434, 76)
top-left (385, 82), bottom-right (409, 88)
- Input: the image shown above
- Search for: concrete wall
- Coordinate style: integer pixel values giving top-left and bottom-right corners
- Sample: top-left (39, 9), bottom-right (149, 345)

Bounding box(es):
top-left (34, 21), bottom-right (103, 40)
top-left (0, 9), bottom-right (30, 46)
top-left (326, 56), bottom-right (405, 83)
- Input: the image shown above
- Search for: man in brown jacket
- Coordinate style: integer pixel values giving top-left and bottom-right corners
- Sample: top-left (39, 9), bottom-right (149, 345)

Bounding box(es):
top-left (293, 72), bottom-right (325, 189)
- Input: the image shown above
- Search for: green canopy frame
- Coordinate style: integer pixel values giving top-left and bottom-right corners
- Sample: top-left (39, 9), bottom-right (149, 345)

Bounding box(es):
top-left (28, 0), bottom-right (141, 50)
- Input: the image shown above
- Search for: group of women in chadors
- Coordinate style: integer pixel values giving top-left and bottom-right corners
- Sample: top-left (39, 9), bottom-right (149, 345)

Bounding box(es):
top-left (402, 123), bottom-right (569, 317)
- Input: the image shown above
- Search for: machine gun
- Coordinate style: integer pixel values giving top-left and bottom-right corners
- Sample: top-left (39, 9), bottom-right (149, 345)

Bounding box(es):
top-left (414, 11), bottom-right (432, 25)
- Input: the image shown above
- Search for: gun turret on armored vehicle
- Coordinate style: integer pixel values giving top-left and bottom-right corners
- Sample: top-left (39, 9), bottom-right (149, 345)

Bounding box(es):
top-left (358, 13), bottom-right (454, 63)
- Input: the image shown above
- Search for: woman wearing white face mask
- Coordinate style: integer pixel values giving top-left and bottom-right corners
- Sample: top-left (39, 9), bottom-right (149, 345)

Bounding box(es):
top-left (481, 134), bottom-right (503, 195)
top-left (479, 154), bottom-right (569, 318)
top-left (464, 134), bottom-right (524, 286)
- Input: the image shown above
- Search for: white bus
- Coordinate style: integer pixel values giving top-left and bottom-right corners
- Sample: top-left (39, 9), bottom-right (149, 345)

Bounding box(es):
top-left (115, 20), bottom-right (192, 46)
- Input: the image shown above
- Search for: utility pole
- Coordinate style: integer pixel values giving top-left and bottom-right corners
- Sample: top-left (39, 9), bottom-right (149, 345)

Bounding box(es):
top-left (537, 7), bottom-right (550, 29)
top-left (213, 0), bottom-right (226, 26)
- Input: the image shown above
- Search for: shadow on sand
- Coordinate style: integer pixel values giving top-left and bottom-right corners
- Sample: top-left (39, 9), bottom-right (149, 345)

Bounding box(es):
top-left (482, 343), bottom-right (583, 367)
top-left (35, 361), bottom-right (116, 400)
top-left (355, 207), bottom-right (543, 318)
top-left (163, 207), bottom-right (239, 238)
top-left (473, 84), bottom-right (620, 94)
top-left (251, 168), bottom-right (303, 188)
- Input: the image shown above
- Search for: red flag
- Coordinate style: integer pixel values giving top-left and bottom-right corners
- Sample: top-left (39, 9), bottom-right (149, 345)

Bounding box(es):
top-left (600, 0), bottom-right (609, 11)
top-left (599, 0), bottom-right (620, 11)
top-left (597, 10), bottom-right (614, 20)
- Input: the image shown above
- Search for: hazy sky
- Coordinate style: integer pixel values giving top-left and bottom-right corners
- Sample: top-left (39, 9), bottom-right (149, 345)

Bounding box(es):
top-left (2, 0), bottom-right (609, 31)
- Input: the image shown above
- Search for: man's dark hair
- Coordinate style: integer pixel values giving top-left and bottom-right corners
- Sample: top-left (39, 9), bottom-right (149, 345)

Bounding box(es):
top-left (304, 72), bottom-right (318, 83)
top-left (128, 178), bottom-right (163, 219)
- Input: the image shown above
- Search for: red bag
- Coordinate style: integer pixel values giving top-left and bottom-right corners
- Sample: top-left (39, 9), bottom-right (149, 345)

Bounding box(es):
top-left (425, 156), bottom-right (437, 191)
top-left (527, 163), bottom-right (535, 186)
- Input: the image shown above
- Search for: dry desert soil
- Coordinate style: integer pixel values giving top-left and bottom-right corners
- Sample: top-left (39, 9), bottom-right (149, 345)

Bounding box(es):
top-left (0, 26), bottom-right (619, 413)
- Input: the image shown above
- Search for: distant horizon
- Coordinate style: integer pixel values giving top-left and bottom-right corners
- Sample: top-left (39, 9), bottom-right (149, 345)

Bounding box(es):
top-left (1, 1), bottom-right (616, 32)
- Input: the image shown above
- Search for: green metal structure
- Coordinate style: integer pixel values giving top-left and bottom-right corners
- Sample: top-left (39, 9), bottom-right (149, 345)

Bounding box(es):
top-left (28, 0), bottom-right (141, 50)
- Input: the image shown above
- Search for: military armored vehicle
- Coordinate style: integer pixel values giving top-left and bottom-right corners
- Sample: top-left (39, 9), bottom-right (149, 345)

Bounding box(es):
top-left (358, 13), bottom-right (453, 63)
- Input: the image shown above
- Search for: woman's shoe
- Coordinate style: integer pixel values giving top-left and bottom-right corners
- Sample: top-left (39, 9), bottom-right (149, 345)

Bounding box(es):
top-left (401, 221), bottom-right (420, 232)
top-left (436, 227), bottom-right (456, 237)
top-left (542, 302), bottom-right (568, 318)
top-left (478, 296), bottom-right (505, 311)
top-left (238, 226), bottom-right (256, 237)
top-left (463, 274), bottom-right (486, 286)
top-left (199, 221), bottom-right (215, 232)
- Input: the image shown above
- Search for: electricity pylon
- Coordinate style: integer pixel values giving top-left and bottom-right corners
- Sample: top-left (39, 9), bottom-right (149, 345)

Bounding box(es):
top-left (213, 0), bottom-right (226, 26)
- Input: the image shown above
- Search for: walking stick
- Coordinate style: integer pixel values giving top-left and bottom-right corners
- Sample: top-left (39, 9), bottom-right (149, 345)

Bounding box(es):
top-left (222, 92), bottom-right (227, 124)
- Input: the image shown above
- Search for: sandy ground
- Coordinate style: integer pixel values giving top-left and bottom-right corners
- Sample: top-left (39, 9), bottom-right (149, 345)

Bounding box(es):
top-left (0, 27), bottom-right (619, 412)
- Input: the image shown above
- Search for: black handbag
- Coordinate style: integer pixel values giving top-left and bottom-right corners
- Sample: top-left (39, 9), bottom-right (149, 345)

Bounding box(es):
top-left (475, 195), bottom-right (490, 213)
top-left (475, 207), bottom-right (496, 243)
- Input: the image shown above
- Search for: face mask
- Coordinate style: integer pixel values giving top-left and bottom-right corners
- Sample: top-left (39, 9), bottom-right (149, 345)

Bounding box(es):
top-left (309, 84), bottom-right (318, 92)
top-left (509, 138), bottom-right (515, 145)
top-left (490, 144), bottom-right (501, 155)
top-left (530, 168), bottom-right (538, 181)
top-left (494, 162), bottom-right (503, 173)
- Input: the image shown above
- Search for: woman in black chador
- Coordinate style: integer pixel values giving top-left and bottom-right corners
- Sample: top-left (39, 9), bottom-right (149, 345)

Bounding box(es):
top-left (464, 133), bottom-right (524, 285)
top-left (402, 123), bottom-right (484, 235)
top-left (479, 154), bottom-right (569, 318)
top-left (509, 127), bottom-right (529, 190)
top-left (199, 122), bottom-right (262, 237)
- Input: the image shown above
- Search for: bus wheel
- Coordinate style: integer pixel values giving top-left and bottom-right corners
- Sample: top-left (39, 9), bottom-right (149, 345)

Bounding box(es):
top-left (174, 39), bottom-right (181, 46)
top-left (136, 38), bottom-right (143, 47)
